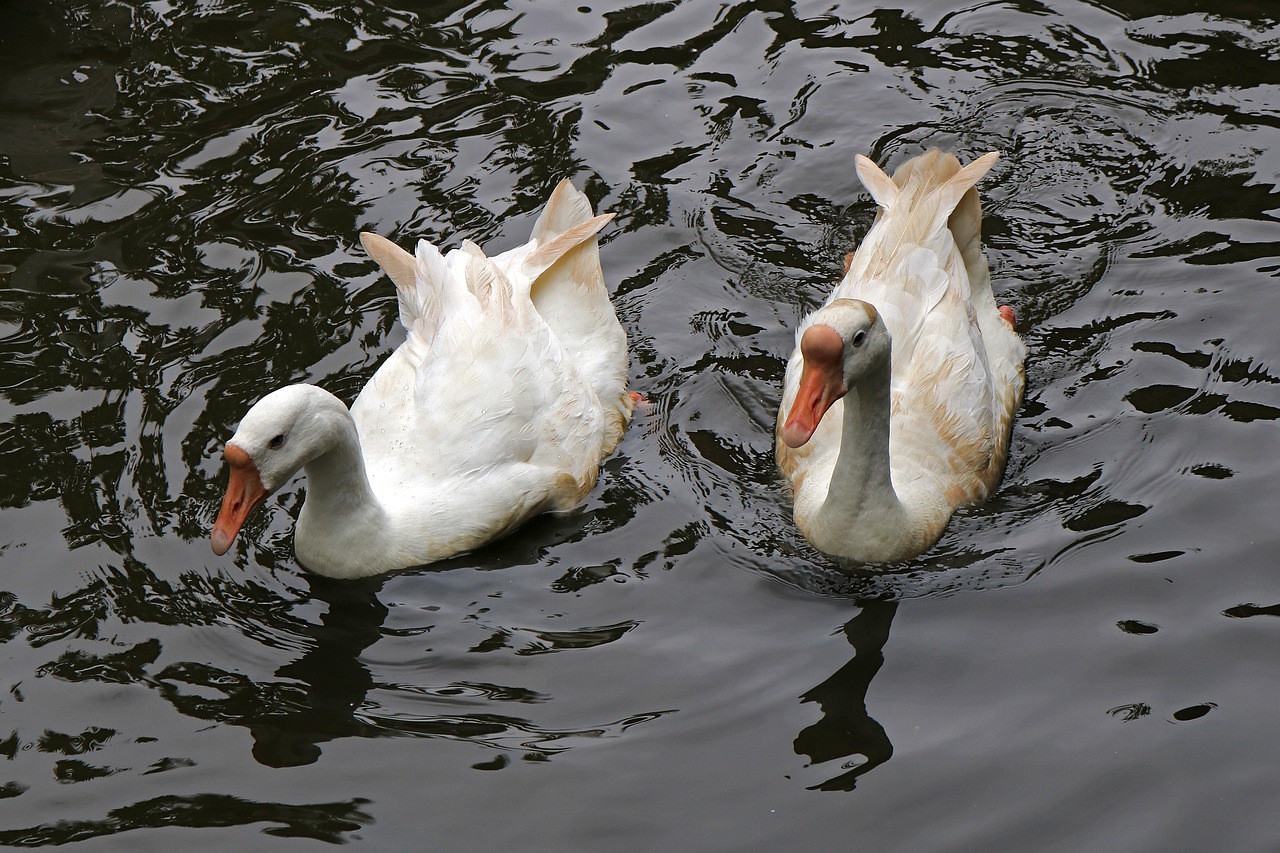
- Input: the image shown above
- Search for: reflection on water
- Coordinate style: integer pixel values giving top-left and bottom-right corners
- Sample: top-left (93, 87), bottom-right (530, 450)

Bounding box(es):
top-left (795, 601), bottom-right (897, 791)
top-left (231, 576), bottom-right (386, 769)
top-left (1, 0), bottom-right (1279, 847)
top-left (0, 793), bottom-right (372, 845)
top-left (149, 572), bottom-right (672, 770)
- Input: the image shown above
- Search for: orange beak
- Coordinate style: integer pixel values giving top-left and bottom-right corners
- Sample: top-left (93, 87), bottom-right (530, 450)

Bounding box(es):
top-left (211, 444), bottom-right (267, 556)
top-left (781, 324), bottom-right (846, 448)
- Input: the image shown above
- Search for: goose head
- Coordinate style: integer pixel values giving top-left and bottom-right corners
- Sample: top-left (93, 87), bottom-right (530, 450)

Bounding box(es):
top-left (211, 384), bottom-right (346, 556)
top-left (781, 298), bottom-right (889, 448)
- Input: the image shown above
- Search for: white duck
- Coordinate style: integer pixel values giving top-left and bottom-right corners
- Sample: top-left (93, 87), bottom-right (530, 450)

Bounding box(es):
top-left (211, 180), bottom-right (633, 578)
top-left (777, 150), bottom-right (1025, 564)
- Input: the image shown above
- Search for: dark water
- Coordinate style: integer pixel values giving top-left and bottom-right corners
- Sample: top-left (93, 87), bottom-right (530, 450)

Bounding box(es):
top-left (1, 0), bottom-right (1278, 848)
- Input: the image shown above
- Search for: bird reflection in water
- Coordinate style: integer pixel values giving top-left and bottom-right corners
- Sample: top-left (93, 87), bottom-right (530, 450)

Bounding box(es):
top-left (794, 600), bottom-right (897, 791)
top-left (250, 575), bottom-right (387, 768)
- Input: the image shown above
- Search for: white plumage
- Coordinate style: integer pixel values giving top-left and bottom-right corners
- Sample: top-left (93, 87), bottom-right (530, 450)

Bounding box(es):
top-left (211, 180), bottom-right (633, 578)
top-left (777, 150), bottom-right (1026, 564)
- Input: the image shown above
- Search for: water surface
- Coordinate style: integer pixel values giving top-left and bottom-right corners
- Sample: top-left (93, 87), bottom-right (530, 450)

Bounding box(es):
top-left (1, 0), bottom-right (1279, 849)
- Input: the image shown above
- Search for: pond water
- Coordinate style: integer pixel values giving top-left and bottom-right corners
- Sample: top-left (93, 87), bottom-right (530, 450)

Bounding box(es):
top-left (1, 0), bottom-right (1278, 849)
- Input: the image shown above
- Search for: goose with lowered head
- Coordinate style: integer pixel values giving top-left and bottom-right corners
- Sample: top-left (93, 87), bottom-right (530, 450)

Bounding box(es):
top-left (777, 150), bottom-right (1025, 564)
top-left (211, 180), bottom-right (633, 578)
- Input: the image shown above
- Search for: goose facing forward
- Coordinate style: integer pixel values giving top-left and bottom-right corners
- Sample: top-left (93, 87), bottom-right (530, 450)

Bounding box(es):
top-left (777, 150), bottom-right (1026, 564)
top-left (211, 180), bottom-right (633, 578)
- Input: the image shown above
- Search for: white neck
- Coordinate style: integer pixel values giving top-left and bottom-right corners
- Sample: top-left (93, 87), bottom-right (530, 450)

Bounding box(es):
top-left (808, 360), bottom-right (927, 562)
top-left (301, 415), bottom-right (381, 521)
top-left (292, 405), bottom-right (399, 577)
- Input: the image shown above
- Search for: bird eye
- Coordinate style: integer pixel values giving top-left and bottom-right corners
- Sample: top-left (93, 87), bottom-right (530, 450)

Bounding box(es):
top-left (268, 434), bottom-right (286, 449)
top-left (852, 330), bottom-right (867, 347)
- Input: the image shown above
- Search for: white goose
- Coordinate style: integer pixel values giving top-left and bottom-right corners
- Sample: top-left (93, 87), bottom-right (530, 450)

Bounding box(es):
top-left (777, 150), bottom-right (1025, 564)
top-left (211, 180), bottom-right (633, 578)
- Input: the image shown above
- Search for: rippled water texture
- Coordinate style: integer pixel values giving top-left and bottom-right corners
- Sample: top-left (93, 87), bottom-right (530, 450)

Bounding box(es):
top-left (1, 0), bottom-right (1278, 848)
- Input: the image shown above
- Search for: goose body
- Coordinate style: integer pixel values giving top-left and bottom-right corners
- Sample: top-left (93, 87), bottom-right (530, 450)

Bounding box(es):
top-left (211, 180), bottom-right (633, 578)
top-left (777, 150), bottom-right (1025, 564)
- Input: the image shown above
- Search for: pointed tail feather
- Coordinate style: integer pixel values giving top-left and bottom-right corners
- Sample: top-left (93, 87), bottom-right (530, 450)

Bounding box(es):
top-left (530, 178), bottom-right (597, 242)
top-left (855, 154), bottom-right (900, 208)
top-left (360, 232), bottom-right (416, 291)
top-left (362, 231), bottom-right (443, 340)
top-left (933, 152), bottom-right (999, 220)
top-left (522, 212), bottom-right (615, 285)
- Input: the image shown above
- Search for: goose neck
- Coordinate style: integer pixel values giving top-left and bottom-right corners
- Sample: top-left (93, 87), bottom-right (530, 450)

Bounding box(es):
top-left (300, 411), bottom-right (383, 521)
top-left (826, 367), bottom-right (896, 511)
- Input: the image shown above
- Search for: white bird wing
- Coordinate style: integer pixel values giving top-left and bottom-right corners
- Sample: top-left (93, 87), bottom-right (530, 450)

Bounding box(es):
top-left (354, 230), bottom-right (606, 517)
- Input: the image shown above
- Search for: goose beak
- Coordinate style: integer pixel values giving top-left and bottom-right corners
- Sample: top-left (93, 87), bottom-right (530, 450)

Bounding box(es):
top-left (211, 443), bottom-right (267, 556)
top-left (782, 324), bottom-right (846, 448)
